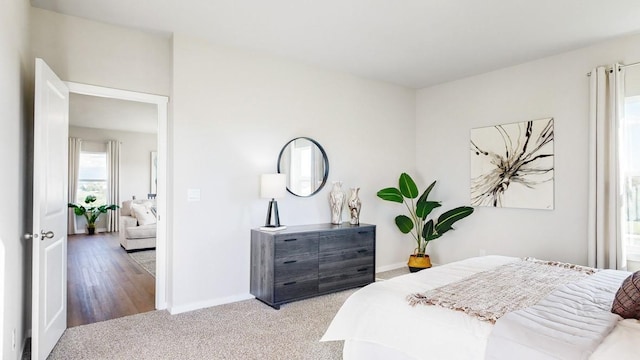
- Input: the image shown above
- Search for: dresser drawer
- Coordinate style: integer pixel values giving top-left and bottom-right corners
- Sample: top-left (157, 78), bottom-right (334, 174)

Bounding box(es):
top-left (319, 246), bottom-right (374, 271)
top-left (319, 228), bottom-right (374, 253)
top-left (274, 257), bottom-right (318, 283)
top-left (318, 265), bottom-right (374, 293)
top-left (274, 234), bottom-right (318, 260)
top-left (274, 279), bottom-right (318, 302)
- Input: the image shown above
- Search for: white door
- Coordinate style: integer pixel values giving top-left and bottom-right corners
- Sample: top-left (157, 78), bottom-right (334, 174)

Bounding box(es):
top-left (31, 58), bottom-right (69, 360)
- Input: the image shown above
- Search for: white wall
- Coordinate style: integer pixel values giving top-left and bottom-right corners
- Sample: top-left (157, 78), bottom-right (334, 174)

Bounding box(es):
top-left (69, 126), bottom-right (158, 202)
top-left (30, 8), bottom-right (171, 96)
top-left (0, 0), bottom-right (31, 358)
top-left (416, 32), bottom-right (640, 267)
top-left (171, 34), bottom-right (416, 311)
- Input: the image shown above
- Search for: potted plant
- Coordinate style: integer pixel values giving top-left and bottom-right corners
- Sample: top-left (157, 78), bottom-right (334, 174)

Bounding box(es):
top-left (68, 195), bottom-right (119, 235)
top-left (377, 173), bottom-right (474, 272)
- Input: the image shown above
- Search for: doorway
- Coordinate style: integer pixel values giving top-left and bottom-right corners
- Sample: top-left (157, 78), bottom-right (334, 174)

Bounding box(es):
top-left (65, 82), bottom-right (168, 319)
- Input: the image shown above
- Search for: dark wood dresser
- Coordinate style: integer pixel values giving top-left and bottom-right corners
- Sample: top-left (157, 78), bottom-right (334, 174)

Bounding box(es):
top-left (250, 222), bottom-right (376, 309)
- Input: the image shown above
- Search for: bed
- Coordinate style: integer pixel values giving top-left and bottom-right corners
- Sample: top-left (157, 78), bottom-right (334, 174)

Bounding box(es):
top-left (321, 255), bottom-right (640, 360)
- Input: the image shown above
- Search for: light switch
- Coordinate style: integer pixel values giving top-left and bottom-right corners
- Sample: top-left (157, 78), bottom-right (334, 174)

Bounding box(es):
top-left (187, 189), bottom-right (201, 202)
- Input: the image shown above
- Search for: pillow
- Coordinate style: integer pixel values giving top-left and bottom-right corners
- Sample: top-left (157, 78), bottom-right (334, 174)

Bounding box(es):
top-left (611, 271), bottom-right (640, 319)
top-left (121, 199), bottom-right (155, 216)
top-left (139, 200), bottom-right (154, 209)
top-left (120, 200), bottom-right (133, 216)
top-left (130, 203), bottom-right (157, 226)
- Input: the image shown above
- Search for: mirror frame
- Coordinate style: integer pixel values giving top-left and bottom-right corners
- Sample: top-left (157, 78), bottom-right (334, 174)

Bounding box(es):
top-left (277, 137), bottom-right (329, 197)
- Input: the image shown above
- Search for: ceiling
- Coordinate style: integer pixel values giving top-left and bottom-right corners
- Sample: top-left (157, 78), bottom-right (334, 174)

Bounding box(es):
top-left (70, 94), bottom-right (158, 134)
top-left (31, 0), bottom-right (640, 88)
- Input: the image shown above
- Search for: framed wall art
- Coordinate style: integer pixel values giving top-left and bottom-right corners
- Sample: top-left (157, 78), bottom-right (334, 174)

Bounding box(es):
top-left (470, 118), bottom-right (554, 210)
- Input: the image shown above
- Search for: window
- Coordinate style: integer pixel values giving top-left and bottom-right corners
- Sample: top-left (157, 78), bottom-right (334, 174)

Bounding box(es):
top-left (77, 152), bottom-right (107, 206)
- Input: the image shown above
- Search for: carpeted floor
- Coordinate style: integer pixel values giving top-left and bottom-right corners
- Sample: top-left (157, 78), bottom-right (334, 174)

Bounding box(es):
top-left (49, 290), bottom-right (355, 360)
top-left (128, 250), bottom-right (156, 277)
top-left (48, 268), bottom-right (408, 360)
top-left (375, 266), bottom-right (410, 280)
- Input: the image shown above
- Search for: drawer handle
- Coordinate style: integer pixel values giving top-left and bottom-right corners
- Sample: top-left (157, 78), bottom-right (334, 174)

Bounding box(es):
top-left (357, 267), bottom-right (369, 272)
top-left (283, 260), bottom-right (297, 264)
top-left (283, 281), bottom-right (297, 286)
top-left (357, 249), bottom-right (368, 253)
top-left (357, 231), bottom-right (370, 234)
top-left (284, 238), bottom-right (297, 242)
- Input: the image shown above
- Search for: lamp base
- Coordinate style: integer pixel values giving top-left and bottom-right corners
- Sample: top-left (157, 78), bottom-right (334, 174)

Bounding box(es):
top-left (264, 199), bottom-right (283, 228)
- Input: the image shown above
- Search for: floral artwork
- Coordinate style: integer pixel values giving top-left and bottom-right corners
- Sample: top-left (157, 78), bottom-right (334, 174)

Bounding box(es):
top-left (470, 118), bottom-right (554, 209)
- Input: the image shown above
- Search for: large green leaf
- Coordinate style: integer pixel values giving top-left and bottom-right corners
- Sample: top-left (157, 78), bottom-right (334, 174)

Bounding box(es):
top-left (98, 204), bottom-right (119, 212)
top-left (377, 187), bottom-right (404, 203)
top-left (417, 180), bottom-right (437, 204)
top-left (416, 201), bottom-right (441, 219)
top-left (398, 173), bottom-right (419, 199)
top-left (434, 206), bottom-right (474, 234)
top-left (72, 206), bottom-right (86, 216)
top-left (422, 219), bottom-right (440, 241)
top-left (395, 215), bottom-right (414, 234)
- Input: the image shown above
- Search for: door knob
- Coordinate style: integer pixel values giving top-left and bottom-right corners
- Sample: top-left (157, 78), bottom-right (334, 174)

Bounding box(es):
top-left (41, 230), bottom-right (55, 239)
top-left (24, 232), bottom-right (39, 240)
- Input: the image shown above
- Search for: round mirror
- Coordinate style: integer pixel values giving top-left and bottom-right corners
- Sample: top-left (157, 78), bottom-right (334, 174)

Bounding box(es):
top-left (277, 137), bottom-right (329, 197)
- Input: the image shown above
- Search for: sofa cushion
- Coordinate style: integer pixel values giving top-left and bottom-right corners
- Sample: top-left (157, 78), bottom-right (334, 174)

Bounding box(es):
top-left (119, 215), bottom-right (137, 228)
top-left (131, 203), bottom-right (157, 226)
top-left (125, 224), bottom-right (156, 239)
top-left (121, 199), bottom-right (155, 216)
top-left (121, 200), bottom-right (133, 216)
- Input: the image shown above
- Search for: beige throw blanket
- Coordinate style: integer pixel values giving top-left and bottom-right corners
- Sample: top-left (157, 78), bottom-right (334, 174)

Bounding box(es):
top-left (407, 258), bottom-right (596, 323)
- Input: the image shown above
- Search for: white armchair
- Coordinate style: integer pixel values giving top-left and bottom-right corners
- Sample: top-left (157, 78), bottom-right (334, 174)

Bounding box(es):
top-left (119, 199), bottom-right (156, 252)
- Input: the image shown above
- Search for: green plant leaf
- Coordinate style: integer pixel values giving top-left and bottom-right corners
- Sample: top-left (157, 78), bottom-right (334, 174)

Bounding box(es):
top-left (416, 201), bottom-right (441, 219)
top-left (434, 206), bottom-right (474, 235)
top-left (395, 215), bottom-right (414, 234)
top-left (422, 219), bottom-right (433, 238)
top-left (68, 201), bottom-right (118, 225)
top-left (398, 173), bottom-right (419, 199)
top-left (417, 180), bottom-right (437, 204)
top-left (377, 187), bottom-right (404, 203)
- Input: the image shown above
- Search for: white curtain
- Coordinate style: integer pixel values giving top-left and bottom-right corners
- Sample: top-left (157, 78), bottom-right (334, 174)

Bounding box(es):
top-left (106, 140), bottom-right (121, 232)
top-left (587, 65), bottom-right (626, 270)
top-left (68, 137), bottom-right (82, 235)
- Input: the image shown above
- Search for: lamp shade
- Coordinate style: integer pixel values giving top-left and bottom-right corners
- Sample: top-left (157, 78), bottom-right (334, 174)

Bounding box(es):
top-left (260, 173), bottom-right (287, 199)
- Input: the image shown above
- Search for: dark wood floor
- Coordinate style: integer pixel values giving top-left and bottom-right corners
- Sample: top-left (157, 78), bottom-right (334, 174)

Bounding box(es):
top-left (67, 232), bottom-right (155, 327)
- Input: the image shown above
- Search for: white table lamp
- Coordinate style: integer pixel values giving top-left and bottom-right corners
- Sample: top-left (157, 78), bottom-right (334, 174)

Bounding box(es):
top-left (261, 173), bottom-right (287, 229)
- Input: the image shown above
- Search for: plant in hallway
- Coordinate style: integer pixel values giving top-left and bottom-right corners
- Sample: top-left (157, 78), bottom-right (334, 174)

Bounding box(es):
top-left (68, 195), bottom-right (119, 235)
top-left (377, 173), bottom-right (474, 272)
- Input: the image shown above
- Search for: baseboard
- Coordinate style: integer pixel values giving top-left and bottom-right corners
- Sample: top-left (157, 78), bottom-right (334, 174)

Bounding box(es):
top-left (376, 261), bottom-right (408, 273)
top-left (168, 293), bottom-right (255, 315)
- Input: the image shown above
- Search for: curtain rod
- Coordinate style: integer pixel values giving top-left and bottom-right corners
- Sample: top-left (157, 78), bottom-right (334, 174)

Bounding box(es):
top-left (620, 61), bottom-right (640, 70)
top-left (587, 61), bottom-right (640, 76)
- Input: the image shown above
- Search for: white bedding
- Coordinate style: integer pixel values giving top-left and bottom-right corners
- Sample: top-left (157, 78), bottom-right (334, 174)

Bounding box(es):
top-left (322, 255), bottom-right (519, 359)
top-left (485, 270), bottom-right (627, 360)
top-left (321, 255), bottom-right (640, 360)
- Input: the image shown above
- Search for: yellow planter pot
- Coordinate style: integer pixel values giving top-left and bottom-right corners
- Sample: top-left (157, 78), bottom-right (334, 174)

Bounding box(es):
top-left (408, 254), bottom-right (432, 272)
